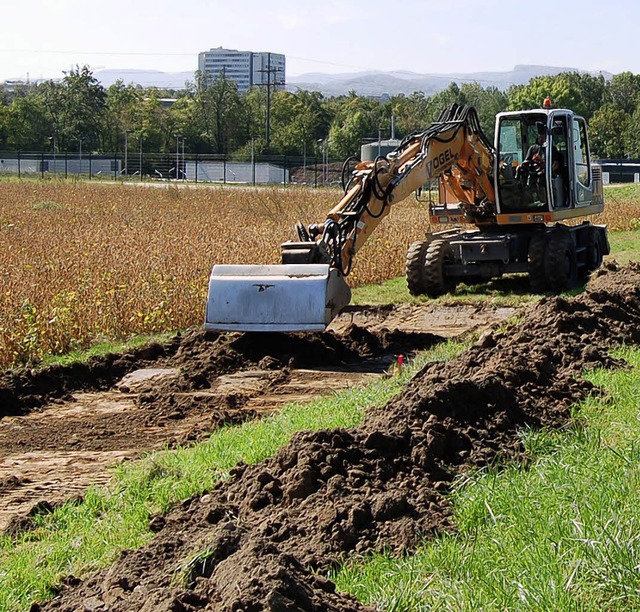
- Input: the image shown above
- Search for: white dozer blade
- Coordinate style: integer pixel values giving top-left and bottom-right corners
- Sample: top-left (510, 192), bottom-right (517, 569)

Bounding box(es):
top-left (204, 264), bottom-right (351, 332)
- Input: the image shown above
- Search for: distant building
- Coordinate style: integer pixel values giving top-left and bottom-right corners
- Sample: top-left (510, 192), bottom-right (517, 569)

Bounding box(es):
top-left (197, 47), bottom-right (285, 93)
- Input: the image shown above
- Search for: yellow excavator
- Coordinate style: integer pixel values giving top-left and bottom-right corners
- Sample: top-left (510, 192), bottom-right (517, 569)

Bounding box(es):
top-left (205, 102), bottom-right (609, 332)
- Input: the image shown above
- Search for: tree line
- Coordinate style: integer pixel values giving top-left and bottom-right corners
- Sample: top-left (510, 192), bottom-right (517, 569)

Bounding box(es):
top-left (1, 66), bottom-right (640, 160)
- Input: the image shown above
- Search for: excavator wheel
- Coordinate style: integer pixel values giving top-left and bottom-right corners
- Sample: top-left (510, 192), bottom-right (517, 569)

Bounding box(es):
top-left (528, 231), bottom-right (549, 292)
top-left (422, 239), bottom-right (458, 298)
top-left (546, 228), bottom-right (577, 291)
top-left (405, 240), bottom-right (430, 296)
top-left (585, 227), bottom-right (603, 275)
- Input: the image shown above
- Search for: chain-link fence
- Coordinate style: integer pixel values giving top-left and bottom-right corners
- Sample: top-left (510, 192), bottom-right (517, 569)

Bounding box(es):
top-left (0, 151), bottom-right (346, 186)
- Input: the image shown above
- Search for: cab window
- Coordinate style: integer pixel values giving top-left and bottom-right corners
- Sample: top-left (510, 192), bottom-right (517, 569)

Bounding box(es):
top-left (573, 118), bottom-right (591, 186)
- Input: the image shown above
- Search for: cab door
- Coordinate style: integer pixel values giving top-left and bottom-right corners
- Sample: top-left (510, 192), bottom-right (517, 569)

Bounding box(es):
top-left (570, 116), bottom-right (594, 207)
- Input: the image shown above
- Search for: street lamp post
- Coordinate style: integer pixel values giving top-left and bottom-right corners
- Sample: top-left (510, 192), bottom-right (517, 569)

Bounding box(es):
top-left (139, 135), bottom-right (143, 182)
top-left (48, 135), bottom-right (56, 174)
top-left (124, 130), bottom-right (133, 176)
top-left (175, 135), bottom-right (181, 180)
top-left (302, 139), bottom-right (306, 181)
top-left (322, 139), bottom-right (328, 185)
top-left (181, 137), bottom-right (185, 180)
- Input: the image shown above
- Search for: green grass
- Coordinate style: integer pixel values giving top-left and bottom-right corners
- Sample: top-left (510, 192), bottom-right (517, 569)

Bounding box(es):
top-left (334, 346), bottom-right (640, 611)
top-left (351, 273), bottom-right (540, 309)
top-left (0, 339), bottom-right (467, 611)
top-left (38, 332), bottom-right (176, 367)
top-left (608, 229), bottom-right (640, 266)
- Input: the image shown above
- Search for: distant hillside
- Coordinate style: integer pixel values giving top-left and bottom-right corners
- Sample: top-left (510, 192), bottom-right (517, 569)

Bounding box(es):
top-left (88, 64), bottom-right (612, 95)
top-left (93, 69), bottom-right (195, 89)
top-left (287, 65), bottom-right (613, 97)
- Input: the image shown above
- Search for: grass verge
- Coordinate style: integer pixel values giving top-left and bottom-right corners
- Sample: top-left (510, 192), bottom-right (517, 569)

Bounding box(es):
top-left (335, 346), bottom-right (640, 611)
top-left (0, 340), bottom-right (467, 611)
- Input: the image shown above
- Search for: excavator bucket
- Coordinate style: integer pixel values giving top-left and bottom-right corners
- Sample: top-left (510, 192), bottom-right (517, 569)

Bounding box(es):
top-left (204, 264), bottom-right (351, 332)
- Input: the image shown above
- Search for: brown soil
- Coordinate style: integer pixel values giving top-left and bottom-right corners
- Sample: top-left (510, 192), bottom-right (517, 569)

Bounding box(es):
top-left (0, 302), bottom-right (514, 539)
top-left (24, 261), bottom-right (640, 611)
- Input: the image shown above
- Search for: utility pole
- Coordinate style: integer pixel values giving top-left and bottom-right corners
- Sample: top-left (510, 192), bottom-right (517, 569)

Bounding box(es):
top-left (258, 52), bottom-right (284, 154)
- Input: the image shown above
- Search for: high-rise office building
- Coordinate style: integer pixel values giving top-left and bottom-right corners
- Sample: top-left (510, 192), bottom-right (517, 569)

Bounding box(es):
top-left (198, 48), bottom-right (285, 93)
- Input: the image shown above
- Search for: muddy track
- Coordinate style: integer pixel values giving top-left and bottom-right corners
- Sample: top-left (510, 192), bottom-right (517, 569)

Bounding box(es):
top-left (0, 302), bottom-right (514, 537)
top-left (24, 262), bottom-right (640, 611)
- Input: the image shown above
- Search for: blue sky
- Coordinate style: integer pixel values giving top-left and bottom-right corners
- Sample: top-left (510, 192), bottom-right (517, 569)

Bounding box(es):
top-left (0, 0), bottom-right (635, 81)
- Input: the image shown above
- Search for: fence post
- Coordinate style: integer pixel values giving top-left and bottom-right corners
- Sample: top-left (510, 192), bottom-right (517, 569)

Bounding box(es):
top-left (41, 151), bottom-right (45, 179)
top-left (195, 154), bottom-right (198, 184)
top-left (65, 152), bottom-right (68, 179)
top-left (283, 155), bottom-right (287, 186)
top-left (223, 157), bottom-right (227, 184)
top-left (18, 151), bottom-right (21, 179)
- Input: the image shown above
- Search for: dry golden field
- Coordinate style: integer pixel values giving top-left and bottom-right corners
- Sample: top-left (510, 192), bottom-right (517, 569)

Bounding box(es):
top-left (0, 181), bottom-right (432, 367)
top-left (0, 180), bottom-right (637, 368)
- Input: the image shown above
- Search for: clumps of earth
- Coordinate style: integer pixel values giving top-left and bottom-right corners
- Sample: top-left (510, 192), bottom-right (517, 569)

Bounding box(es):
top-left (27, 262), bottom-right (640, 610)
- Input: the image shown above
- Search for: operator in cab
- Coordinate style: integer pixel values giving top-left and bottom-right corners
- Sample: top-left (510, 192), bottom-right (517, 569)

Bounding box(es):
top-left (525, 128), bottom-right (562, 175)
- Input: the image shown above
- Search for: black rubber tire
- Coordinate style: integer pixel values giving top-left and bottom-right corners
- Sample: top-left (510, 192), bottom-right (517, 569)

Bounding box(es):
top-left (585, 228), bottom-right (603, 274)
top-left (423, 239), bottom-right (458, 298)
top-left (405, 240), bottom-right (430, 296)
top-left (528, 231), bottom-right (549, 292)
top-left (547, 229), bottom-right (578, 292)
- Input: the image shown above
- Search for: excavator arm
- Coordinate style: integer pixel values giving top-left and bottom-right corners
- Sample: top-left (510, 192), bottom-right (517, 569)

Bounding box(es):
top-left (205, 104), bottom-right (496, 332)
top-left (286, 104), bottom-right (496, 276)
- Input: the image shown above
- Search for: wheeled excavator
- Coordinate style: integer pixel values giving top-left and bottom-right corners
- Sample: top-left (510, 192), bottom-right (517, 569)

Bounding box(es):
top-left (205, 102), bottom-right (609, 332)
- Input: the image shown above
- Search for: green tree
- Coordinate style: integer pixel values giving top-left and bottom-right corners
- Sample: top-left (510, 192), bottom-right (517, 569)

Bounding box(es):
top-left (507, 75), bottom-right (573, 112)
top-left (507, 72), bottom-right (605, 120)
top-left (562, 71), bottom-right (606, 120)
top-left (269, 90), bottom-right (331, 156)
top-left (54, 66), bottom-right (107, 151)
top-left (606, 71), bottom-right (640, 115)
top-left (2, 93), bottom-right (52, 150)
top-left (103, 81), bottom-right (144, 152)
top-left (389, 92), bottom-right (432, 137)
top-left (588, 104), bottom-right (630, 158)
top-left (327, 93), bottom-right (385, 158)
top-left (623, 103), bottom-right (640, 158)
top-left (428, 82), bottom-right (464, 121)
top-left (458, 82), bottom-right (508, 139)
top-left (182, 71), bottom-right (244, 154)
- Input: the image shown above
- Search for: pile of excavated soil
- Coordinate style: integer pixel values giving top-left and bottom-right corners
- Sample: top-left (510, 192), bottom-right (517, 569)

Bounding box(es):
top-left (34, 263), bottom-right (640, 611)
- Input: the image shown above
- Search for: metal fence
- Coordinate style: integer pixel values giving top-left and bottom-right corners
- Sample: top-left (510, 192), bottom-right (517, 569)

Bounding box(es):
top-left (0, 151), bottom-right (345, 186)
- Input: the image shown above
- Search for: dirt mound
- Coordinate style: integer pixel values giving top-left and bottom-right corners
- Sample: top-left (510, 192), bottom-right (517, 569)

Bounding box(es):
top-left (0, 341), bottom-right (178, 418)
top-left (0, 324), bottom-right (441, 422)
top-left (35, 262), bottom-right (640, 611)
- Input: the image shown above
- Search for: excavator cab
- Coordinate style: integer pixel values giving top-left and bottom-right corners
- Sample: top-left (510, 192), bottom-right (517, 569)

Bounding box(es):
top-left (494, 109), bottom-right (603, 219)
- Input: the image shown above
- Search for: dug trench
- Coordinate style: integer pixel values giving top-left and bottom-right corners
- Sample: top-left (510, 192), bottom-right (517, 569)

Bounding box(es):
top-left (27, 262), bottom-right (640, 611)
top-left (0, 302), bottom-right (514, 535)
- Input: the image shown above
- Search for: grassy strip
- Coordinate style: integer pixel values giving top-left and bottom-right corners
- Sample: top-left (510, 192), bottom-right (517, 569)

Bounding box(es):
top-left (39, 332), bottom-right (176, 367)
top-left (335, 346), bottom-right (640, 611)
top-left (0, 340), bottom-right (467, 611)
